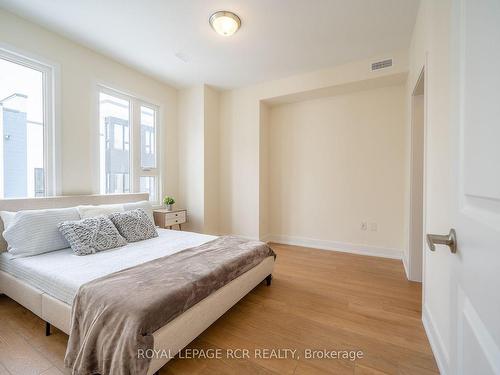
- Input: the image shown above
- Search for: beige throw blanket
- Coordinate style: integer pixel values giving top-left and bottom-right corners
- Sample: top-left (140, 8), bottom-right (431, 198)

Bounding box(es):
top-left (65, 236), bottom-right (275, 375)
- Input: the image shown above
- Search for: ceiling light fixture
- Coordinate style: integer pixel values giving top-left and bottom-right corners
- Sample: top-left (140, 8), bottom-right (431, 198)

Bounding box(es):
top-left (209, 11), bottom-right (241, 36)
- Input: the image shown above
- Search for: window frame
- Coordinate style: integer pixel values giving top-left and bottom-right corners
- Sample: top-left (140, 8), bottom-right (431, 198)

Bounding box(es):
top-left (0, 45), bottom-right (60, 198)
top-left (97, 85), bottom-right (161, 205)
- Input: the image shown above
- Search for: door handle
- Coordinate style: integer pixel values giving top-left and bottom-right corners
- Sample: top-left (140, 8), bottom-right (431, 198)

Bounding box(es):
top-left (426, 228), bottom-right (457, 253)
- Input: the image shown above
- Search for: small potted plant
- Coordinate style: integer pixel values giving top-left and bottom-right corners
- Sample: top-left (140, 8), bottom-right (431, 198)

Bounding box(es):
top-left (163, 196), bottom-right (175, 211)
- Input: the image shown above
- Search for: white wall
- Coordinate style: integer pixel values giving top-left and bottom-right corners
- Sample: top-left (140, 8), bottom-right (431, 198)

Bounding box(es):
top-left (267, 85), bottom-right (406, 255)
top-left (177, 85), bottom-right (220, 234)
top-left (219, 88), bottom-right (261, 238)
top-left (219, 50), bottom-right (409, 241)
top-left (178, 86), bottom-right (204, 231)
top-left (203, 85), bottom-right (220, 235)
top-left (0, 9), bottom-right (178, 199)
top-left (259, 102), bottom-right (270, 239)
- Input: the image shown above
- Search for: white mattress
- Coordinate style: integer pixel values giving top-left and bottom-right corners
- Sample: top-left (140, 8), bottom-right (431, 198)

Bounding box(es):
top-left (0, 229), bottom-right (216, 305)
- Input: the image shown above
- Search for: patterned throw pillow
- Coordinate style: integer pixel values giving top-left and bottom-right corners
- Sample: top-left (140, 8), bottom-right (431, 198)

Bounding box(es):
top-left (109, 208), bottom-right (158, 243)
top-left (58, 216), bottom-right (127, 256)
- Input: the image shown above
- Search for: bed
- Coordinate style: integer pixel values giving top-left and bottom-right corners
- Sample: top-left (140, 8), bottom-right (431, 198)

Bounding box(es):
top-left (0, 193), bottom-right (275, 375)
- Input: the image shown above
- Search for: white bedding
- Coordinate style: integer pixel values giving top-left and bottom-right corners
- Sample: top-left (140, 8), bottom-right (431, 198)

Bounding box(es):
top-left (0, 229), bottom-right (216, 305)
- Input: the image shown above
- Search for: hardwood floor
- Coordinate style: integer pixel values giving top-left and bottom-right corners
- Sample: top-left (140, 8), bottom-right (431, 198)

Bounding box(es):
top-left (0, 243), bottom-right (438, 375)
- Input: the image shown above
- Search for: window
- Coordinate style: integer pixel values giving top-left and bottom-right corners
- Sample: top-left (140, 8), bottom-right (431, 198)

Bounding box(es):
top-left (139, 176), bottom-right (157, 202)
top-left (0, 48), bottom-right (56, 198)
top-left (34, 168), bottom-right (44, 197)
top-left (141, 106), bottom-right (156, 169)
top-left (99, 91), bottom-right (131, 194)
top-left (113, 123), bottom-right (124, 150)
top-left (99, 87), bottom-right (160, 203)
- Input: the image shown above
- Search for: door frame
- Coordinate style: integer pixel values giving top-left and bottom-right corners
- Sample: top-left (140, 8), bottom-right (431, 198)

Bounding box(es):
top-left (408, 64), bottom-right (428, 283)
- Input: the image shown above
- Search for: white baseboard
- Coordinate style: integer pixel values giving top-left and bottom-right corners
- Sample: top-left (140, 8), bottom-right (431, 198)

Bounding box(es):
top-left (422, 304), bottom-right (449, 375)
top-left (402, 253), bottom-right (410, 279)
top-left (264, 234), bottom-right (402, 259)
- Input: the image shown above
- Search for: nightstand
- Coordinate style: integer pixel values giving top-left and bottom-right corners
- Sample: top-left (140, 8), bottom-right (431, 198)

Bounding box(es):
top-left (153, 208), bottom-right (187, 230)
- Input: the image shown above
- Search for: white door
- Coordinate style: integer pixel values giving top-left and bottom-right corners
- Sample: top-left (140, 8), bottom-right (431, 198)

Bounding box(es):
top-left (439, 0), bottom-right (500, 373)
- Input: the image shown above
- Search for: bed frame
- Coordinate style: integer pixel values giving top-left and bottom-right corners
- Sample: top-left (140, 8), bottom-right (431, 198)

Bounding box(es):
top-left (0, 193), bottom-right (274, 375)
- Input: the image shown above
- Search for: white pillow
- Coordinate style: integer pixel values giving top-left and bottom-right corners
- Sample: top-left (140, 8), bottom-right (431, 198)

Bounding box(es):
top-left (3, 207), bottom-right (80, 258)
top-left (0, 211), bottom-right (16, 230)
top-left (123, 200), bottom-right (154, 223)
top-left (77, 203), bottom-right (124, 219)
top-left (1, 211), bottom-right (17, 251)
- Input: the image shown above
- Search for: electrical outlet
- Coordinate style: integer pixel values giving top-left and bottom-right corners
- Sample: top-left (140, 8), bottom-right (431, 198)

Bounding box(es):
top-left (370, 223), bottom-right (378, 231)
top-left (361, 222), bottom-right (367, 231)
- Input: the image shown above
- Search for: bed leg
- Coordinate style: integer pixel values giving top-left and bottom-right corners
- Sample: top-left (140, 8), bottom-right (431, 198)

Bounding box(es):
top-left (265, 274), bottom-right (272, 286)
top-left (45, 322), bottom-right (51, 336)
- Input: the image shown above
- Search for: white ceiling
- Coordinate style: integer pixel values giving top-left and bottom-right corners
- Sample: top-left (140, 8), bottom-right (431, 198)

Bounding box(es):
top-left (0, 0), bottom-right (420, 89)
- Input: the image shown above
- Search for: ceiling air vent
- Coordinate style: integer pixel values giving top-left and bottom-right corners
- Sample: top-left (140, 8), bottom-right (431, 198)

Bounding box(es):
top-left (371, 59), bottom-right (393, 71)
